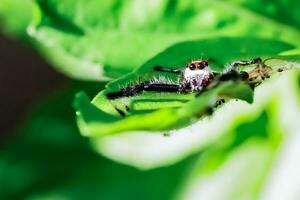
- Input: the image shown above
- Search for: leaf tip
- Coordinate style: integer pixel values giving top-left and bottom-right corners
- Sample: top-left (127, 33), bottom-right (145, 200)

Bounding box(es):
top-left (73, 91), bottom-right (90, 110)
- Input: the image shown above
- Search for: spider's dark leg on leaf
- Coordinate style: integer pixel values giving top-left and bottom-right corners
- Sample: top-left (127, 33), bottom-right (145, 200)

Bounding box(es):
top-left (230, 57), bottom-right (262, 68)
top-left (216, 70), bottom-right (249, 82)
top-left (106, 81), bottom-right (181, 100)
top-left (107, 82), bottom-right (185, 117)
top-left (114, 107), bottom-right (126, 117)
top-left (153, 66), bottom-right (182, 74)
top-left (107, 66), bottom-right (183, 116)
top-left (196, 58), bottom-right (262, 97)
top-left (215, 99), bottom-right (225, 107)
top-left (217, 57), bottom-right (263, 81)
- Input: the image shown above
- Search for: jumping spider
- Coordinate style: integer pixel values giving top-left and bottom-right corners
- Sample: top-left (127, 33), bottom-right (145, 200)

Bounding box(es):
top-left (107, 57), bottom-right (271, 101)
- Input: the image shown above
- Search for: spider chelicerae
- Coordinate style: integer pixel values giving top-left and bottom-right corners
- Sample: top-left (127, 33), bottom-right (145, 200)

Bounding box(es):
top-left (107, 57), bottom-right (272, 101)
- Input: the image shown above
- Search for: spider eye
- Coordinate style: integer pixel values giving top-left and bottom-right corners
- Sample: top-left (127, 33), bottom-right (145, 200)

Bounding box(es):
top-left (189, 64), bottom-right (196, 70)
top-left (198, 63), bottom-right (205, 69)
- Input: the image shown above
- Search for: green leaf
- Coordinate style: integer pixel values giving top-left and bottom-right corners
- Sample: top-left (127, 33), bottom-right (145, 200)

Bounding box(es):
top-left (178, 139), bottom-right (278, 200)
top-left (1, 72), bottom-right (300, 199)
top-left (27, 0), bottom-right (300, 80)
top-left (73, 37), bottom-right (300, 169)
top-left (228, 0), bottom-right (300, 30)
top-left (89, 69), bottom-right (299, 169)
top-left (177, 108), bottom-right (282, 200)
top-left (74, 37), bottom-right (295, 136)
top-left (0, 0), bottom-right (33, 39)
top-left (75, 82), bottom-right (253, 136)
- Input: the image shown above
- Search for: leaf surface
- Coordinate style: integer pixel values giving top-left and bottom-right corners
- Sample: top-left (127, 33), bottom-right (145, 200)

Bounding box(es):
top-left (74, 37), bottom-right (296, 136)
top-left (73, 37), bottom-right (300, 168)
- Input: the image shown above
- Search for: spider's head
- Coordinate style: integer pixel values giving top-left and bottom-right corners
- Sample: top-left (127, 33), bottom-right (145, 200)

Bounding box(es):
top-left (183, 60), bottom-right (212, 80)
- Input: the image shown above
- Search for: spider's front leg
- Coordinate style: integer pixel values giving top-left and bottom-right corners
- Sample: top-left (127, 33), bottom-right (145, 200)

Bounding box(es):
top-left (196, 60), bottom-right (255, 96)
top-left (217, 58), bottom-right (263, 82)
top-left (216, 69), bottom-right (249, 82)
top-left (230, 57), bottom-right (262, 68)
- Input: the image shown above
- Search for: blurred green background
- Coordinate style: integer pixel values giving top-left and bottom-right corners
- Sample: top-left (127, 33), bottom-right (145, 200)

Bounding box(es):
top-left (0, 0), bottom-right (300, 200)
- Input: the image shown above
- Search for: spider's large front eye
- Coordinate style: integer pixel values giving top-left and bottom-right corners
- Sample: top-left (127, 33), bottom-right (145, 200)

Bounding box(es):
top-left (189, 64), bottom-right (196, 70)
top-left (198, 63), bottom-right (205, 69)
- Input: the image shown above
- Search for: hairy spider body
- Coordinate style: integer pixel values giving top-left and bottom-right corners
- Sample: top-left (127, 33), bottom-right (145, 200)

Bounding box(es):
top-left (106, 58), bottom-right (264, 100)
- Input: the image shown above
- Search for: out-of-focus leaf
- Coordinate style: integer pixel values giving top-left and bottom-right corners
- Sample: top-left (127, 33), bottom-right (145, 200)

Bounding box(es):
top-left (1, 72), bottom-right (299, 199)
top-left (0, 0), bottom-right (33, 38)
top-left (1, 73), bottom-right (300, 199)
top-left (27, 0), bottom-right (300, 80)
top-left (176, 109), bottom-right (280, 200)
top-left (0, 82), bottom-right (194, 200)
top-left (229, 0), bottom-right (300, 30)
top-left (73, 37), bottom-right (300, 169)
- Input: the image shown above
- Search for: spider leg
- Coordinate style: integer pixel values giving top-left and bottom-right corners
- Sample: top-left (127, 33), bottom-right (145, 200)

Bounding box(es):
top-left (217, 70), bottom-right (249, 81)
top-left (114, 107), bottom-right (126, 117)
top-left (153, 66), bottom-right (182, 74)
top-left (212, 71), bottom-right (220, 76)
top-left (230, 57), bottom-right (262, 68)
top-left (216, 58), bottom-right (262, 82)
top-left (215, 99), bottom-right (225, 107)
top-left (106, 81), bottom-right (182, 100)
top-left (196, 70), bottom-right (249, 97)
